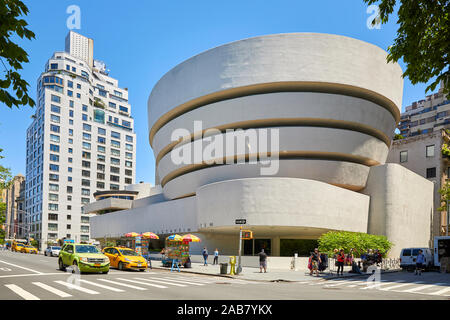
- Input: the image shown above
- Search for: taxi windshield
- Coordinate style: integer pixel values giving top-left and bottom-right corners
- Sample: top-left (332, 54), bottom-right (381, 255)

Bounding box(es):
top-left (76, 245), bottom-right (99, 253)
top-left (119, 249), bottom-right (139, 256)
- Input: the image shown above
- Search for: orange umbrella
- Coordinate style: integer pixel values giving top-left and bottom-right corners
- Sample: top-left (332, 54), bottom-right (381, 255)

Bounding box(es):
top-left (181, 234), bottom-right (201, 243)
top-left (141, 232), bottom-right (159, 239)
top-left (124, 232), bottom-right (140, 237)
top-left (167, 234), bottom-right (183, 241)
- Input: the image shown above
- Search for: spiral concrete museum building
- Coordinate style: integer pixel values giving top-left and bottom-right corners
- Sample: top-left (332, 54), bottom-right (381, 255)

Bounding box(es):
top-left (90, 33), bottom-right (433, 260)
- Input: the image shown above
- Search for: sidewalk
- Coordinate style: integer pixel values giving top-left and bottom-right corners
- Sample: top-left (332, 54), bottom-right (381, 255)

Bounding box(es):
top-left (151, 261), bottom-right (401, 282)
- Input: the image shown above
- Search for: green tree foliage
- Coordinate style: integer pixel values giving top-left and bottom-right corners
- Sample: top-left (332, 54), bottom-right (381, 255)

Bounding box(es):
top-left (363, 0), bottom-right (449, 94)
top-left (318, 231), bottom-right (392, 257)
top-left (0, 0), bottom-right (35, 108)
top-left (0, 148), bottom-right (12, 189)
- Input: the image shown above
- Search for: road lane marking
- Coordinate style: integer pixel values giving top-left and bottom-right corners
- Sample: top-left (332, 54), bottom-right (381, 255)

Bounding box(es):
top-left (79, 279), bottom-right (124, 292)
top-left (0, 273), bottom-right (68, 279)
top-left (323, 280), bottom-right (356, 287)
top-left (151, 277), bottom-right (206, 286)
top-left (0, 259), bottom-right (42, 274)
top-left (428, 286), bottom-right (450, 296)
top-left (400, 283), bottom-right (447, 293)
top-left (54, 280), bottom-right (99, 294)
top-left (379, 281), bottom-right (424, 291)
top-left (97, 279), bottom-right (147, 290)
top-left (358, 280), bottom-right (405, 290)
top-left (33, 282), bottom-right (72, 298)
top-left (5, 284), bottom-right (40, 300)
top-left (134, 277), bottom-right (187, 287)
top-left (115, 278), bottom-right (167, 289)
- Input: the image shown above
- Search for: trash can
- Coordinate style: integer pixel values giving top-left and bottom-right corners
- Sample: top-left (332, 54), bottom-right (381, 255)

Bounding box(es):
top-left (220, 263), bottom-right (228, 275)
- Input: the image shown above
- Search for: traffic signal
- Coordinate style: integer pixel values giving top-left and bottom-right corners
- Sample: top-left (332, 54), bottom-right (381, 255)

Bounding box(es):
top-left (241, 230), bottom-right (253, 240)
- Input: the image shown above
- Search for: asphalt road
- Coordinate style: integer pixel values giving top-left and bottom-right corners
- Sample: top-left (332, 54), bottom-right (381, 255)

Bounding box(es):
top-left (0, 250), bottom-right (449, 300)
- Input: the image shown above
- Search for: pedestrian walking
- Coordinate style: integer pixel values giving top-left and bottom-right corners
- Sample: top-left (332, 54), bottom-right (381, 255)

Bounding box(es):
top-left (309, 248), bottom-right (321, 276)
top-left (202, 247), bottom-right (209, 266)
top-left (213, 248), bottom-right (219, 265)
top-left (258, 249), bottom-right (268, 273)
top-left (336, 249), bottom-right (345, 276)
top-left (346, 248), bottom-right (354, 266)
top-left (415, 249), bottom-right (425, 275)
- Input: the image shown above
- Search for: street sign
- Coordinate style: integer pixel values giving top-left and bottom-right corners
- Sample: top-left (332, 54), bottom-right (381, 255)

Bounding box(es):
top-left (235, 219), bottom-right (246, 224)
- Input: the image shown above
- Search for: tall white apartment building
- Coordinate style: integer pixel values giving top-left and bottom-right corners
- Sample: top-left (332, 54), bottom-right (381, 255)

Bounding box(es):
top-left (25, 32), bottom-right (136, 249)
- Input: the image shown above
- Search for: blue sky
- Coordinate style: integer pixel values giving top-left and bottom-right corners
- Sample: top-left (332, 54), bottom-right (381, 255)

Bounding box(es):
top-left (0, 0), bottom-right (437, 184)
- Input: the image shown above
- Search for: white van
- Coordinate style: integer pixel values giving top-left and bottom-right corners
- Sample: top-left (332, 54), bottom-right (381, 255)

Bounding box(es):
top-left (400, 248), bottom-right (433, 270)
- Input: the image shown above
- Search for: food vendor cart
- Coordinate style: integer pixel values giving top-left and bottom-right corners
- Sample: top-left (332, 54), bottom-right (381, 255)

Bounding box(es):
top-left (162, 235), bottom-right (190, 267)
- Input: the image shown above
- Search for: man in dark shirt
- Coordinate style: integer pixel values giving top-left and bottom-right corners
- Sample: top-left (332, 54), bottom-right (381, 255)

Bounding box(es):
top-left (258, 249), bottom-right (268, 273)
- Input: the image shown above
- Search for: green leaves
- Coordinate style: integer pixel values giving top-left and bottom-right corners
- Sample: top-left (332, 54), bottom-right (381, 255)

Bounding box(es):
top-left (318, 231), bottom-right (393, 257)
top-left (0, 0), bottom-right (36, 109)
top-left (363, 0), bottom-right (450, 95)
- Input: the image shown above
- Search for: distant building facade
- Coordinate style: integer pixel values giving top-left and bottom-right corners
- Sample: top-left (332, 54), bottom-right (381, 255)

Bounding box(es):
top-left (398, 82), bottom-right (449, 137)
top-left (5, 175), bottom-right (26, 239)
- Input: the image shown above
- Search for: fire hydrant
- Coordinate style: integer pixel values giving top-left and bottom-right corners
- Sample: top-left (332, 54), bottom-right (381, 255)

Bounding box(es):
top-left (229, 256), bottom-right (236, 275)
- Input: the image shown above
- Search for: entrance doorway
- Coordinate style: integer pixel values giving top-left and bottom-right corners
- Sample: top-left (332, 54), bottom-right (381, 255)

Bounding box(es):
top-left (242, 239), bottom-right (271, 256)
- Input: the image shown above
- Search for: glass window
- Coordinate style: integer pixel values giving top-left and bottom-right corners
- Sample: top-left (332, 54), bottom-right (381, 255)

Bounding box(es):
top-left (49, 154), bottom-right (59, 162)
top-left (109, 102), bottom-right (116, 109)
top-left (68, 138), bottom-right (73, 144)
top-left (83, 132), bottom-right (91, 141)
top-left (114, 90), bottom-right (123, 97)
top-left (51, 105), bottom-right (60, 114)
top-left (76, 93), bottom-right (81, 99)
top-left (125, 143), bottom-right (133, 151)
top-left (111, 140), bottom-right (120, 148)
top-left (49, 184), bottom-right (59, 191)
top-left (77, 83), bottom-right (81, 89)
top-left (94, 109), bottom-right (105, 124)
top-left (82, 105), bottom-right (88, 112)
top-left (98, 136), bottom-right (106, 144)
top-left (125, 161), bottom-right (132, 168)
top-left (48, 203), bottom-right (58, 211)
top-left (426, 145), bottom-right (435, 157)
top-left (97, 146), bottom-right (105, 153)
top-left (122, 120), bottom-right (131, 128)
top-left (50, 124), bottom-right (60, 133)
top-left (111, 157), bottom-right (120, 165)
top-left (51, 95), bottom-right (61, 103)
top-left (69, 110), bottom-right (74, 117)
top-left (98, 154), bottom-right (105, 162)
top-left (50, 144), bottom-right (60, 152)
top-left (111, 149), bottom-right (120, 156)
top-left (50, 134), bottom-right (60, 143)
top-left (125, 152), bottom-right (132, 159)
top-left (97, 181), bottom-right (105, 189)
top-left (67, 80), bottom-right (73, 88)
top-left (110, 184), bottom-right (119, 190)
top-left (126, 135), bottom-right (133, 142)
top-left (67, 90), bottom-right (73, 97)
top-left (50, 63), bottom-right (58, 69)
top-left (111, 131), bottom-right (120, 139)
top-left (81, 189), bottom-right (90, 196)
top-left (69, 129), bottom-right (73, 136)
top-left (82, 114), bottom-right (88, 121)
top-left (51, 114), bottom-right (60, 123)
top-left (426, 167), bottom-right (436, 178)
top-left (400, 151), bottom-right (408, 163)
top-left (68, 148), bottom-right (73, 154)
top-left (49, 164), bottom-right (59, 172)
top-left (98, 128), bottom-right (106, 135)
top-left (49, 193), bottom-right (58, 201)
top-left (49, 174), bottom-right (59, 181)
top-left (83, 123), bottom-right (91, 132)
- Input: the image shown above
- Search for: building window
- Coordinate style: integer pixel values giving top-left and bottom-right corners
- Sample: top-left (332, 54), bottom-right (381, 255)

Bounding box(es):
top-left (81, 188), bottom-right (90, 196)
top-left (426, 145), bottom-right (435, 157)
top-left (83, 132), bottom-right (91, 141)
top-left (50, 144), bottom-right (60, 152)
top-left (111, 149), bottom-right (120, 156)
top-left (67, 186), bottom-right (73, 194)
top-left (51, 105), bottom-right (60, 113)
top-left (110, 184), bottom-right (119, 190)
top-left (49, 193), bottom-right (58, 201)
top-left (50, 134), bottom-right (60, 143)
top-left (109, 102), bottom-right (116, 109)
top-left (49, 164), bottom-right (59, 172)
top-left (51, 95), bottom-right (61, 103)
top-left (82, 160), bottom-right (90, 168)
top-left (50, 124), bottom-right (60, 133)
top-left (125, 169), bottom-right (132, 176)
top-left (50, 154), bottom-right (59, 162)
top-left (98, 146), bottom-right (105, 153)
top-left (82, 114), bottom-right (88, 121)
top-left (50, 63), bottom-right (58, 70)
top-left (82, 170), bottom-right (90, 177)
top-left (83, 123), bottom-right (91, 132)
top-left (110, 166), bottom-right (120, 174)
top-left (400, 151), bottom-right (408, 163)
top-left (98, 136), bottom-right (106, 144)
top-left (94, 109), bottom-right (105, 124)
top-left (97, 181), bottom-right (105, 189)
top-left (67, 80), bottom-right (73, 88)
top-left (98, 128), bottom-right (106, 135)
top-left (82, 142), bottom-right (91, 150)
top-left (111, 140), bottom-right (120, 148)
top-left (82, 179), bottom-right (90, 187)
top-left (125, 178), bottom-right (132, 184)
top-left (67, 90), bottom-right (73, 97)
top-left (48, 203), bottom-right (58, 211)
top-left (97, 172), bottom-right (105, 180)
top-left (111, 131), bottom-right (120, 139)
top-left (49, 183), bottom-right (59, 191)
top-left (426, 167), bottom-right (436, 178)
top-left (126, 135), bottom-right (133, 142)
top-left (110, 175), bottom-right (120, 182)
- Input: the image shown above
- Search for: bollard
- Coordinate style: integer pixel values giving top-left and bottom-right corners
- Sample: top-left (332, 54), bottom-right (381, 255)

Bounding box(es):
top-left (229, 256), bottom-right (236, 275)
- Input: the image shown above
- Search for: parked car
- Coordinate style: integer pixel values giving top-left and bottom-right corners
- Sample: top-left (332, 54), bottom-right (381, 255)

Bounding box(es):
top-left (44, 246), bottom-right (61, 257)
top-left (58, 243), bottom-right (110, 274)
top-left (400, 248), bottom-right (433, 271)
top-left (102, 246), bottom-right (147, 271)
top-left (21, 245), bottom-right (38, 254)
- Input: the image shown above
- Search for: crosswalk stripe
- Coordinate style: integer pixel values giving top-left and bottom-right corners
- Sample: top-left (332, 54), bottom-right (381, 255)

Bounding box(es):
top-left (79, 280), bottom-right (125, 292)
top-left (115, 278), bottom-right (167, 289)
top-left (323, 281), bottom-right (355, 287)
top-left (97, 279), bottom-right (147, 290)
top-left (5, 284), bottom-right (40, 300)
top-left (54, 281), bottom-right (100, 295)
top-left (428, 286), bottom-right (450, 296)
top-left (169, 276), bottom-right (215, 283)
top-left (150, 277), bottom-right (205, 286)
top-left (32, 282), bottom-right (72, 298)
top-left (358, 280), bottom-right (405, 290)
top-left (380, 281), bottom-right (424, 291)
top-left (133, 277), bottom-right (187, 287)
top-left (400, 283), bottom-right (447, 293)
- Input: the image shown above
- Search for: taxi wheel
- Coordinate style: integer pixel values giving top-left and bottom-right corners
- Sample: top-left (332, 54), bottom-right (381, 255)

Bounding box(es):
top-left (102, 270), bottom-right (109, 274)
top-left (44, 251), bottom-right (47, 256)
top-left (139, 269), bottom-right (145, 272)
top-left (118, 262), bottom-right (124, 271)
top-left (58, 258), bottom-right (66, 271)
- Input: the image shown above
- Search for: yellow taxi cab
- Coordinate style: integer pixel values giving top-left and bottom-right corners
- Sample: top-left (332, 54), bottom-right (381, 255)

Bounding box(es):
top-left (102, 246), bottom-right (147, 271)
top-left (12, 242), bottom-right (25, 252)
top-left (21, 245), bottom-right (38, 254)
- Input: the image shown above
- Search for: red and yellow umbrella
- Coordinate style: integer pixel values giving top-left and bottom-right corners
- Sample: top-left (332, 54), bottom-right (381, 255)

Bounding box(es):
top-left (124, 232), bottom-right (140, 237)
top-left (141, 232), bottom-right (159, 239)
top-left (181, 234), bottom-right (201, 243)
